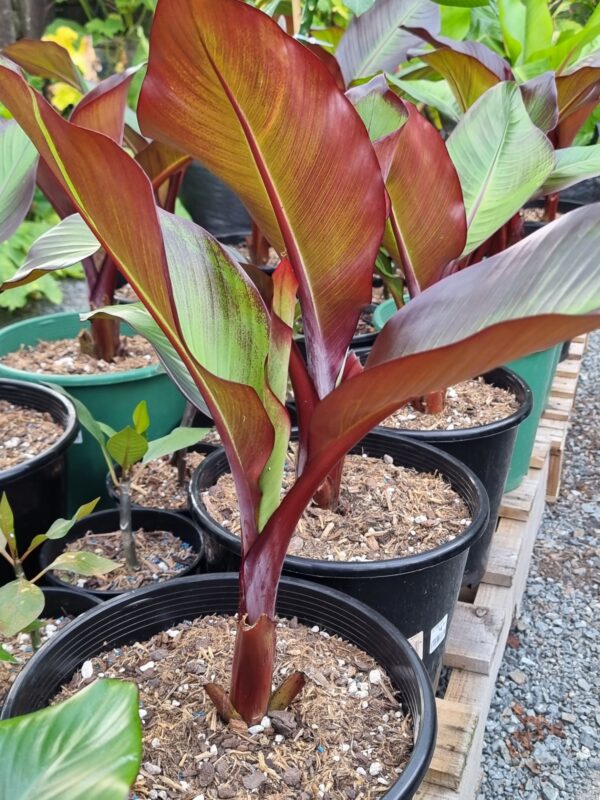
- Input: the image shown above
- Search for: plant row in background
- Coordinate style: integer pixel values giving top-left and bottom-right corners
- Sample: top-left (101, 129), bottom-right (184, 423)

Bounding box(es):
top-left (0, 1), bottom-right (600, 798)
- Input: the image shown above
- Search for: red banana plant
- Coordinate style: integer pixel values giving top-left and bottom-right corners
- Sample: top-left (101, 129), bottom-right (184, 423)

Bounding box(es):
top-left (2, 0), bottom-right (600, 727)
top-left (1, 38), bottom-right (191, 361)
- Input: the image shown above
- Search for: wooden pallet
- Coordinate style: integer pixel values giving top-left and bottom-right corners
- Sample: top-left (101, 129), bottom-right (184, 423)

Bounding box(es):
top-left (538, 335), bottom-right (587, 503)
top-left (415, 451), bottom-right (549, 799)
top-left (415, 335), bottom-right (588, 798)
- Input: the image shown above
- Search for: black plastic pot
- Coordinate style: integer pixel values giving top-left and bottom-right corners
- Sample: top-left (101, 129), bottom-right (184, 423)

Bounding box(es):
top-left (40, 586), bottom-right (102, 618)
top-left (180, 163), bottom-right (252, 244)
top-left (523, 199), bottom-right (583, 236)
top-left (105, 442), bottom-right (217, 515)
top-left (0, 379), bottom-right (79, 585)
top-left (1, 574), bottom-right (436, 799)
top-left (39, 509), bottom-right (205, 601)
top-left (373, 367), bottom-right (532, 590)
top-left (190, 433), bottom-right (488, 685)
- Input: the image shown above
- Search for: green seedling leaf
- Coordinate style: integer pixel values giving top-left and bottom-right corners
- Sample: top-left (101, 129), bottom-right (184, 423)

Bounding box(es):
top-left (142, 427), bottom-right (210, 464)
top-left (49, 386), bottom-right (116, 481)
top-left (43, 498), bottom-right (100, 541)
top-left (132, 400), bottom-right (150, 435)
top-left (0, 492), bottom-right (14, 553)
top-left (0, 644), bottom-right (17, 663)
top-left (0, 679), bottom-right (142, 800)
top-left (0, 579), bottom-right (44, 637)
top-left (48, 551), bottom-right (118, 576)
top-left (107, 426), bottom-right (149, 472)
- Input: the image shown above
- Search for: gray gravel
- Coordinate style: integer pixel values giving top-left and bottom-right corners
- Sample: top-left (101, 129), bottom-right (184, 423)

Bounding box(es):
top-left (478, 332), bottom-right (600, 799)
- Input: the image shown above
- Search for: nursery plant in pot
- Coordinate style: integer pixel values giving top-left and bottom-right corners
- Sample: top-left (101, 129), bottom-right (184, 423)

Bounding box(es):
top-left (39, 399), bottom-right (205, 599)
top-left (0, 494), bottom-right (115, 685)
top-left (0, 39), bottom-right (189, 508)
top-left (2, 0), bottom-right (600, 793)
top-left (0, 377), bottom-right (79, 582)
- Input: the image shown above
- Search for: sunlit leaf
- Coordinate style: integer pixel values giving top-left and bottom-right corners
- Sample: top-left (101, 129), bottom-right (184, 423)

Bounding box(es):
top-left (0, 579), bottom-right (44, 637)
top-left (142, 427), bottom-right (209, 463)
top-left (107, 426), bottom-right (148, 472)
top-left (49, 551), bottom-right (118, 576)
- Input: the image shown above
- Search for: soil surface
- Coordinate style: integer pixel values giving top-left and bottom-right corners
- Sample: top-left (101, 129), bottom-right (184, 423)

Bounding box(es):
top-left (0, 399), bottom-right (65, 471)
top-left (116, 452), bottom-right (208, 512)
top-left (0, 335), bottom-right (157, 375)
top-left (0, 616), bottom-right (73, 707)
top-left (382, 378), bottom-right (519, 432)
top-left (522, 208), bottom-right (563, 223)
top-left (56, 614), bottom-right (414, 799)
top-left (54, 529), bottom-right (197, 591)
top-left (203, 450), bottom-right (470, 562)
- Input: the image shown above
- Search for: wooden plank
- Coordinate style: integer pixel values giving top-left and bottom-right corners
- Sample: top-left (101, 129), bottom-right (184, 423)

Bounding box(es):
top-left (427, 699), bottom-right (478, 790)
top-left (499, 475), bottom-right (538, 521)
top-left (546, 449), bottom-right (564, 504)
top-left (569, 340), bottom-right (585, 359)
top-left (544, 395), bottom-right (572, 421)
top-left (556, 359), bottom-right (580, 379)
top-left (482, 516), bottom-right (526, 588)
top-left (530, 433), bottom-right (551, 470)
top-left (550, 376), bottom-right (578, 398)
top-left (444, 603), bottom-right (505, 675)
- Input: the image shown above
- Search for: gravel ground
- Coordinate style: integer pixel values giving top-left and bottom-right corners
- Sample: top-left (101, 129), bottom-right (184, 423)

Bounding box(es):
top-left (478, 332), bottom-right (600, 800)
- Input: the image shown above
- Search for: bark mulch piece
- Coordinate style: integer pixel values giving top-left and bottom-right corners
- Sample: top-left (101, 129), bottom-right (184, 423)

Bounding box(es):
top-left (115, 452), bottom-right (208, 512)
top-left (204, 450), bottom-right (470, 562)
top-left (0, 399), bottom-right (65, 471)
top-left (54, 529), bottom-right (197, 592)
top-left (0, 616), bottom-right (73, 707)
top-left (382, 377), bottom-right (519, 432)
top-left (0, 335), bottom-right (157, 376)
top-left (56, 614), bottom-right (414, 799)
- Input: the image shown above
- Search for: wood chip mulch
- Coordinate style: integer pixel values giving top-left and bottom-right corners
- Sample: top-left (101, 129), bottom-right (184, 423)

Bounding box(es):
top-left (54, 529), bottom-right (197, 591)
top-left (56, 614), bottom-right (414, 799)
top-left (0, 399), bottom-right (65, 471)
top-left (204, 450), bottom-right (470, 562)
top-left (382, 377), bottom-right (519, 432)
top-left (0, 335), bottom-right (157, 376)
top-left (0, 616), bottom-right (73, 707)
top-left (114, 453), bottom-right (207, 512)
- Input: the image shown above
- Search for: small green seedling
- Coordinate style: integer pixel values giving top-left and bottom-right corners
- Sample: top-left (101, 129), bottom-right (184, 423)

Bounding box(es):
top-left (0, 494), bottom-right (116, 651)
top-left (54, 391), bottom-right (208, 572)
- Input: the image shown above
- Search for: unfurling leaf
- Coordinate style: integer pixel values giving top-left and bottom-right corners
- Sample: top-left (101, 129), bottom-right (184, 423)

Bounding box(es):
top-left (0, 579), bottom-right (44, 636)
top-left (107, 427), bottom-right (149, 472)
top-left (0, 680), bottom-right (142, 800)
top-left (132, 400), bottom-right (150, 436)
top-left (269, 671), bottom-right (307, 710)
top-left (48, 551), bottom-right (118, 576)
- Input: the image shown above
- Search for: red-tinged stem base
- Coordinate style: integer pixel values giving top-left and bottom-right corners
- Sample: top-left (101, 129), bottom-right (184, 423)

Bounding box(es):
top-left (230, 615), bottom-right (276, 725)
top-left (544, 193), bottom-right (560, 222)
top-left (312, 457), bottom-right (344, 511)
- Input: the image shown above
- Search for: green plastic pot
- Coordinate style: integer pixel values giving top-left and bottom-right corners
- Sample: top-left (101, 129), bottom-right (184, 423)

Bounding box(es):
top-left (0, 312), bottom-right (185, 511)
top-left (504, 344), bottom-right (561, 492)
top-left (374, 299), bottom-right (558, 493)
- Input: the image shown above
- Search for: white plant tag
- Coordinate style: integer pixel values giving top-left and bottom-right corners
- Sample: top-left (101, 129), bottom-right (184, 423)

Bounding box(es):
top-left (429, 614), bottom-right (448, 654)
top-left (408, 630), bottom-right (424, 659)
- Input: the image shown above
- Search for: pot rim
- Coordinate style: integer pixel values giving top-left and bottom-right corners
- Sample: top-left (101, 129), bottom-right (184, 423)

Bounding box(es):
top-left (1, 573), bottom-right (437, 799)
top-left (0, 378), bottom-right (79, 484)
top-left (189, 432), bottom-right (489, 577)
top-left (0, 311), bottom-right (165, 387)
top-left (40, 508), bottom-right (204, 597)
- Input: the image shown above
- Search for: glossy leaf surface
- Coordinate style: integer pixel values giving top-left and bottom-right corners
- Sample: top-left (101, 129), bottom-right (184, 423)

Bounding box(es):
top-left (447, 82), bottom-right (554, 253)
top-left (539, 145), bottom-right (600, 195)
top-left (0, 119), bottom-right (38, 244)
top-left (139, 0), bottom-right (387, 398)
top-left (336, 0), bottom-right (441, 84)
top-left (0, 680), bottom-right (141, 800)
top-left (2, 39), bottom-right (85, 91)
top-left (0, 580), bottom-right (44, 635)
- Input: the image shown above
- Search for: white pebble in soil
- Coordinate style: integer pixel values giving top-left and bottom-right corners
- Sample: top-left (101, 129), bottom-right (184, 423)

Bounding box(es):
top-left (478, 332), bottom-right (600, 800)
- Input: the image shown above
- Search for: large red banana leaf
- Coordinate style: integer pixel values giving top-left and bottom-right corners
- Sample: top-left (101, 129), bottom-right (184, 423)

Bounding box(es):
top-left (0, 58), bottom-right (279, 555)
top-left (243, 205), bottom-right (600, 620)
top-left (138, 0), bottom-right (387, 398)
